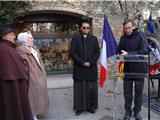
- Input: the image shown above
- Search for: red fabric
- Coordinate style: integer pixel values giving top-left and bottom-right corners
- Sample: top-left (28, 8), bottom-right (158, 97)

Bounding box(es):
top-left (100, 65), bottom-right (107, 87)
top-left (0, 40), bottom-right (32, 120)
top-left (150, 63), bottom-right (160, 75)
top-left (0, 40), bottom-right (26, 80)
top-left (0, 80), bottom-right (32, 120)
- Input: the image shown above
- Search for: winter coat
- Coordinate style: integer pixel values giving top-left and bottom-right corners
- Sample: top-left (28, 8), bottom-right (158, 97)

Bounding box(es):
top-left (70, 34), bottom-right (100, 81)
top-left (117, 28), bottom-right (148, 77)
top-left (0, 40), bottom-right (33, 120)
top-left (16, 45), bottom-right (49, 115)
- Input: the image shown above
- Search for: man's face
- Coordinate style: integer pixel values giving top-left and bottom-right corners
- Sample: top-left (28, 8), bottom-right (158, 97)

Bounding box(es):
top-left (123, 22), bottom-right (134, 36)
top-left (80, 23), bottom-right (90, 35)
top-left (2, 32), bottom-right (16, 42)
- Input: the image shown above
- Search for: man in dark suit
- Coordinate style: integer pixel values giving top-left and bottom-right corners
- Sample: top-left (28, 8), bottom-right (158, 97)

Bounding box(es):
top-left (117, 19), bottom-right (148, 120)
top-left (70, 20), bottom-right (100, 116)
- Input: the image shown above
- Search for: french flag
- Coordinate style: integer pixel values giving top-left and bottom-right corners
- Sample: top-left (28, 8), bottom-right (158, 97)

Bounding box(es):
top-left (99, 16), bottom-right (117, 87)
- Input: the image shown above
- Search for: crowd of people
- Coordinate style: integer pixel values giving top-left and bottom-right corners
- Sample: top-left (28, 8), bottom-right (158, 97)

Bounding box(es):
top-left (0, 19), bottom-right (151, 120)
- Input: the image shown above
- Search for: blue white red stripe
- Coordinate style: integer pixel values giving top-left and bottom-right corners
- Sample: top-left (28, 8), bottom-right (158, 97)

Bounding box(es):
top-left (100, 38), bottom-right (107, 87)
top-left (99, 16), bottom-right (117, 87)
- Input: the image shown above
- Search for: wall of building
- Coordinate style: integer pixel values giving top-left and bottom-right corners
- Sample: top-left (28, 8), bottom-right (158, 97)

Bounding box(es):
top-left (21, 1), bottom-right (124, 42)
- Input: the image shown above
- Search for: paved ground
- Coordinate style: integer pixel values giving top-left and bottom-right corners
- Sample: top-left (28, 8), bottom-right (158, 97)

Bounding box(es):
top-left (37, 74), bottom-right (160, 120)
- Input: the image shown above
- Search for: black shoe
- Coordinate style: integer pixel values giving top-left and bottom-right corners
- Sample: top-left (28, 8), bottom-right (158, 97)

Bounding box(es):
top-left (75, 110), bottom-right (82, 116)
top-left (87, 107), bottom-right (95, 114)
top-left (134, 112), bottom-right (142, 120)
top-left (123, 112), bottom-right (132, 120)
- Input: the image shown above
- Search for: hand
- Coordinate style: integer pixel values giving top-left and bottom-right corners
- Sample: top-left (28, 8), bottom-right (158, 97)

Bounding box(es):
top-left (84, 62), bottom-right (90, 67)
top-left (121, 50), bottom-right (128, 55)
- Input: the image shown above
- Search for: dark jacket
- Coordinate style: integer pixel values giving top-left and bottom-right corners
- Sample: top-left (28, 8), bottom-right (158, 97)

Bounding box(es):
top-left (117, 28), bottom-right (148, 76)
top-left (70, 34), bottom-right (100, 81)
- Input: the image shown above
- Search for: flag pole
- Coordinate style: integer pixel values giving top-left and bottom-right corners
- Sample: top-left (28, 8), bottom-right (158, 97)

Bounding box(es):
top-left (113, 55), bottom-right (117, 120)
top-left (99, 15), bottom-right (118, 119)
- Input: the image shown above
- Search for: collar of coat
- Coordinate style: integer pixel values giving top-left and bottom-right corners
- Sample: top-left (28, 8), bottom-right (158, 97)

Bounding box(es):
top-left (16, 44), bottom-right (38, 55)
top-left (0, 39), bottom-right (16, 48)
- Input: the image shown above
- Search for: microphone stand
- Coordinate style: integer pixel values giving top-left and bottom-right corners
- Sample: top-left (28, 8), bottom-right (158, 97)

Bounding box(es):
top-left (147, 48), bottom-right (151, 120)
top-left (141, 34), bottom-right (152, 120)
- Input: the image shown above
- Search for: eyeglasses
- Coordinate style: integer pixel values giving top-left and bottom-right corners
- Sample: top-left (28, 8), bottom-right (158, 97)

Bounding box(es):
top-left (82, 27), bottom-right (90, 30)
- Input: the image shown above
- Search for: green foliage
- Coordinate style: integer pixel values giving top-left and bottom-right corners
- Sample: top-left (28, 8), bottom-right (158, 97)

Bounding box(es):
top-left (0, 1), bottom-right (29, 26)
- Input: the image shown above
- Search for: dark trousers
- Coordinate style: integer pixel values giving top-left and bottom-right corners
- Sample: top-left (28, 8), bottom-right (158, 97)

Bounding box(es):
top-left (123, 78), bottom-right (144, 114)
top-left (73, 80), bottom-right (98, 111)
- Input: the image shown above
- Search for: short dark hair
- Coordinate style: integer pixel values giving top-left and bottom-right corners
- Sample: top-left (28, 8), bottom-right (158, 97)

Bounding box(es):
top-left (123, 19), bottom-right (135, 26)
top-left (79, 19), bottom-right (90, 27)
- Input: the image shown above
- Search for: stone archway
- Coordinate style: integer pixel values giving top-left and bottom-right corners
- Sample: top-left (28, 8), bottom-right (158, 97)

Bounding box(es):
top-left (15, 10), bottom-right (92, 74)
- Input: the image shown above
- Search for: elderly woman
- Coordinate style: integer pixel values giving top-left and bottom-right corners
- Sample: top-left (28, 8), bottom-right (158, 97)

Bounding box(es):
top-left (0, 25), bottom-right (32, 120)
top-left (16, 31), bottom-right (49, 120)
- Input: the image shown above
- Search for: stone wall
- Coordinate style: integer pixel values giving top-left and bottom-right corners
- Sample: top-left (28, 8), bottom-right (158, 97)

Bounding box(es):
top-left (22, 0), bottom-right (124, 42)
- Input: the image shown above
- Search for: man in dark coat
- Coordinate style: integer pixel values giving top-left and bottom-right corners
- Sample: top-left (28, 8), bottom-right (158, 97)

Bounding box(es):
top-left (117, 19), bottom-right (148, 120)
top-left (0, 25), bottom-right (32, 120)
top-left (70, 20), bottom-right (100, 116)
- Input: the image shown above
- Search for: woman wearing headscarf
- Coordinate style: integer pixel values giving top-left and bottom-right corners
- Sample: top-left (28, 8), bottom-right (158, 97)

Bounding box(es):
top-left (16, 31), bottom-right (49, 120)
